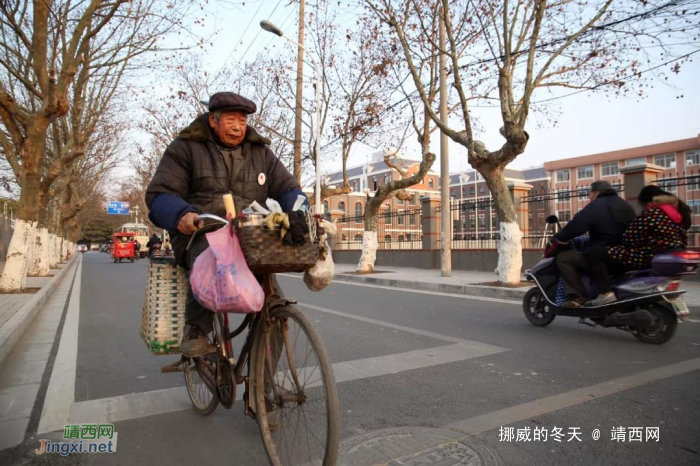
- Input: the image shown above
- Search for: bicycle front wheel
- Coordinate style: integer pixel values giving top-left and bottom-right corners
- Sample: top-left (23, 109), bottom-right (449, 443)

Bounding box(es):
top-left (254, 305), bottom-right (340, 466)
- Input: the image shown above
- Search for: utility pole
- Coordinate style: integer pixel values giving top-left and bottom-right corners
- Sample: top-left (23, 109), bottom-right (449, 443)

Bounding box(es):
top-left (439, 6), bottom-right (452, 277)
top-left (293, 0), bottom-right (306, 183)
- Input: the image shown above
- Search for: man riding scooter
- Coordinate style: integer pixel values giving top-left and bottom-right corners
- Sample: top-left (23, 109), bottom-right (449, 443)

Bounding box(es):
top-left (544, 180), bottom-right (636, 307)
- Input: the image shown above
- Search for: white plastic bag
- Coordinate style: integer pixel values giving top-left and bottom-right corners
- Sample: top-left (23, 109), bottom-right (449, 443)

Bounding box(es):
top-left (303, 241), bottom-right (334, 292)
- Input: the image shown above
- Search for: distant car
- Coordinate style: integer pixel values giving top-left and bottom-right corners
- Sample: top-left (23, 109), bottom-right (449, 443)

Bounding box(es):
top-left (78, 245), bottom-right (88, 253)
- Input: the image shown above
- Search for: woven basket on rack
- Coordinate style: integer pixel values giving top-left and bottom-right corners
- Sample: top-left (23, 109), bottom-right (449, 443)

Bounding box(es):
top-left (139, 257), bottom-right (188, 355)
top-left (236, 213), bottom-right (320, 275)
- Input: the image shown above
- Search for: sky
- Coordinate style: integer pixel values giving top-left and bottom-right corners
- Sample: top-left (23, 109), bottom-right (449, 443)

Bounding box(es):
top-left (190, 0), bottom-right (700, 177)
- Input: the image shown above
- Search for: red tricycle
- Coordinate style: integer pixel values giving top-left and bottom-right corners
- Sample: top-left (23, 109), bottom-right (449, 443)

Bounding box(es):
top-left (111, 232), bottom-right (135, 263)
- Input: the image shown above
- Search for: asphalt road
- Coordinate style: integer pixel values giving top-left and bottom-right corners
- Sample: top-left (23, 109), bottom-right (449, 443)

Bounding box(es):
top-left (3, 251), bottom-right (700, 465)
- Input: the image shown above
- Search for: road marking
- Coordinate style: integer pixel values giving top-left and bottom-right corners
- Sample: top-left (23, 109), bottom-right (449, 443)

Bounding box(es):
top-left (278, 273), bottom-right (521, 305)
top-left (299, 302), bottom-right (506, 347)
top-left (445, 357), bottom-right (700, 435)
top-left (37, 259), bottom-right (82, 434)
top-left (68, 341), bottom-right (507, 426)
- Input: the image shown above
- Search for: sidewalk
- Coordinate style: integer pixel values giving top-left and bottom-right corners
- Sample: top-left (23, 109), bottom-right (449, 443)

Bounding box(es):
top-left (332, 263), bottom-right (700, 306)
top-left (0, 258), bottom-right (76, 366)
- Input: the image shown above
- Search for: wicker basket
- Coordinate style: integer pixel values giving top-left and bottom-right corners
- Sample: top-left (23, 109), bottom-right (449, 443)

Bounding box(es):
top-left (139, 257), bottom-right (188, 355)
top-left (236, 213), bottom-right (320, 275)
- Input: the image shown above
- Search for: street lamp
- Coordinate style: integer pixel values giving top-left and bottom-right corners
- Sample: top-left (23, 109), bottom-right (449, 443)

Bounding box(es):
top-left (260, 20), bottom-right (323, 216)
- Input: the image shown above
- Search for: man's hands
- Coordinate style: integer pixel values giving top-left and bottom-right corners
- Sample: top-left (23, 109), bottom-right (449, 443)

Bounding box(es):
top-left (177, 212), bottom-right (202, 235)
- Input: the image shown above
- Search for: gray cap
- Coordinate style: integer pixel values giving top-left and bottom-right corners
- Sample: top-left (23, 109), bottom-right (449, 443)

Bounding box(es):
top-left (590, 180), bottom-right (613, 192)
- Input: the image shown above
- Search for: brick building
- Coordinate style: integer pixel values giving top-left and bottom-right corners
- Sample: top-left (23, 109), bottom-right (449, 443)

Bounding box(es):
top-left (319, 135), bottom-right (700, 248)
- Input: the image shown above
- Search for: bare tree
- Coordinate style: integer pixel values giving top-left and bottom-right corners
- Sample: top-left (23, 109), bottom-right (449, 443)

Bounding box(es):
top-left (365, 0), bottom-right (700, 283)
top-left (0, 0), bottom-right (204, 290)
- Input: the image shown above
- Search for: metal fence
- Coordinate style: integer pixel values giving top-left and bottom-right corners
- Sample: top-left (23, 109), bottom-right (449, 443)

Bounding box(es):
top-left (333, 208), bottom-right (423, 250)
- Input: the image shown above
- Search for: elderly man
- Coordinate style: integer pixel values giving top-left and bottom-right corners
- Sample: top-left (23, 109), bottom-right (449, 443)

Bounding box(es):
top-left (146, 92), bottom-right (307, 356)
top-left (546, 180), bottom-right (635, 308)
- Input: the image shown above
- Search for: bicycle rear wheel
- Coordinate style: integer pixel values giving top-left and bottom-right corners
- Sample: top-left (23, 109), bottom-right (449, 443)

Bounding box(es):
top-left (253, 305), bottom-right (340, 466)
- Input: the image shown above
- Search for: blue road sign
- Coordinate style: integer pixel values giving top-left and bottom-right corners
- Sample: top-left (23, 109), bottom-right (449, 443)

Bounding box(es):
top-left (107, 201), bottom-right (130, 215)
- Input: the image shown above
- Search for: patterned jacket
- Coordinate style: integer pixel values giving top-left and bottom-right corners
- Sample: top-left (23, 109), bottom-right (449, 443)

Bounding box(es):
top-left (608, 196), bottom-right (688, 270)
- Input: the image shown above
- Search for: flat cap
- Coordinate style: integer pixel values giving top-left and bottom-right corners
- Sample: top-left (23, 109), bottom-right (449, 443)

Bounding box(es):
top-left (208, 92), bottom-right (257, 115)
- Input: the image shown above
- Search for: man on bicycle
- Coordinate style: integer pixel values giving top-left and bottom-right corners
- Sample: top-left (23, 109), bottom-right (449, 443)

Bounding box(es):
top-left (145, 92), bottom-right (308, 357)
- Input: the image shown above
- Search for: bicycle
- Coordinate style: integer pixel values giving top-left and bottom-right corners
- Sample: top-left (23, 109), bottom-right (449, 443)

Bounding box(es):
top-left (162, 214), bottom-right (340, 465)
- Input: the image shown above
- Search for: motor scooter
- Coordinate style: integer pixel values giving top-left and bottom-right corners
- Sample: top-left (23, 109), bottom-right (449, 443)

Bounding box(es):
top-left (524, 215), bottom-right (699, 344)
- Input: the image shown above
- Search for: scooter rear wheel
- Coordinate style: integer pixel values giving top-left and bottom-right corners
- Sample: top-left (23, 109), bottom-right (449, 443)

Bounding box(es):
top-left (632, 303), bottom-right (677, 345)
top-left (523, 288), bottom-right (556, 327)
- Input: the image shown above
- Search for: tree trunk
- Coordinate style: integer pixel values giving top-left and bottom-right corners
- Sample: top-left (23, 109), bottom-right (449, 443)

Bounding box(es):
top-left (0, 220), bottom-right (35, 291)
top-left (28, 227), bottom-right (51, 276)
top-left (357, 197), bottom-right (381, 272)
top-left (482, 167), bottom-right (523, 284)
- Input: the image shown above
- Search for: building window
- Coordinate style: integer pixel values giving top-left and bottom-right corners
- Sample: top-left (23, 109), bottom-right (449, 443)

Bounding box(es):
top-left (654, 154), bottom-right (676, 169)
top-left (688, 200), bottom-right (700, 215)
top-left (398, 213), bottom-right (405, 225)
top-left (373, 177), bottom-right (378, 190)
top-left (478, 216), bottom-right (485, 229)
top-left (406, 234), bottom-right (412, 241)
top-left (556, 170), bottom-right (570, 182)
top-left (429, 178), bottom-right (434, 189)
top-left (384, 174), bottom-right (390, 184)
top-left (688, 177), bottom-right (700, 191)
top-left (626, 157), bottom-right (646, 167)
top-left (479, 185), bottom-right (485, 194)
top-left (342, 234), bottom-right (347, 241)
top-left (601, 162), bottom-right (619, 177)
top-left (338, 201), bottom-right (346, 221)
top-left (559, 210), bottom-right (572, 222)
top-left (577, 165), bottom-right (594, 180)
top-left (686, 150), bottom-right (700, 166)
top-left (385, 235), bottom-right (392, 243)
top-left (398, 235), bottom-right (404, 242)
top-left (470, 218), bottom-right (476, 229)
top-left (322, 200), bottom-right (329, 214)
top-left (410, 212), bottom-right (416, 225)
top-left (354, 234), bottom-right (363, 241)
top-left (451, 189), bottom-right (456, 198)
top-left (385, 208), bottom-right (392, 222)
top-left (657, 179), bottom-right (678, 194)
top-left (469, 186), bottom-right (475, 195)
top-left (355, 202), bottom-right (362, 217)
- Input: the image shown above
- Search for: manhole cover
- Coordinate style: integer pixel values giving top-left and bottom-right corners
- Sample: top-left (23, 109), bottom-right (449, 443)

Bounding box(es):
top-left (340, 426), bottom-right (503, 466)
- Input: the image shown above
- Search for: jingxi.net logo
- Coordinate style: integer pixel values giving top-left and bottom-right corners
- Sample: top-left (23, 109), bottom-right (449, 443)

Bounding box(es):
top-left (35, 424), bottom-right (118, 456)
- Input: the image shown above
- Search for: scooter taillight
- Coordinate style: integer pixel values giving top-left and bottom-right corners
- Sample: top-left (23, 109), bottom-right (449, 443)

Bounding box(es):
top-left (671, 251), bottom-right (700, 260)
top-left (667, 281), bottom-right (681, 292)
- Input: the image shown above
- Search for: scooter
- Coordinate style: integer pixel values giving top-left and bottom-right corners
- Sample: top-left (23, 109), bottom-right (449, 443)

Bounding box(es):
top-left (524, 215), bottom-right (699, 344)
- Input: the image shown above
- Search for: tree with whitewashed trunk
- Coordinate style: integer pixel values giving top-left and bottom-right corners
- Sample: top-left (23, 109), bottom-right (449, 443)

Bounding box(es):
top-left (0, 0), bottom-right (205, 290)
top-left (364, 0), bottom-right (700, 283)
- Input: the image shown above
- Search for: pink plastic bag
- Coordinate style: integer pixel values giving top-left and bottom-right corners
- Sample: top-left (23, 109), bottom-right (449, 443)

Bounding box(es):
top-left (190, 225), bottom-right (264, 313)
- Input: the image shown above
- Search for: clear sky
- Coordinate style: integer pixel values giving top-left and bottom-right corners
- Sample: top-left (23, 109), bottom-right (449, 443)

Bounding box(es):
top-left (148, 0), bottom-right (700, 177)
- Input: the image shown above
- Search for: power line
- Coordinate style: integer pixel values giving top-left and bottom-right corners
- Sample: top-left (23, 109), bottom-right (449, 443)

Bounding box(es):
top-left (221, 0), bottom-right (268, 69)
top-left (237, 0), bottom-right (285, 64)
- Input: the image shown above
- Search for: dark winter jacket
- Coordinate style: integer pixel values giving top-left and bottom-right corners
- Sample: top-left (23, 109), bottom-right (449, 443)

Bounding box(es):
top-left (608, 195), bottom-right (688, 270)
top-left (145, 113), bottom-right (303, 264)
top-left (553, 189), bottom-right (636, 247)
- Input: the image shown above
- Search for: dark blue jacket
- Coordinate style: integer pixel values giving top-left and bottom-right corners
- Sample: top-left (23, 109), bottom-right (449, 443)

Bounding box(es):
top-left (554, 190), bottom-right (636, 247)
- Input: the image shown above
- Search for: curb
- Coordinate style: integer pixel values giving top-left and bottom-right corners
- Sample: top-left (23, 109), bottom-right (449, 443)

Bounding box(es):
top-left (0, 254), bottom-right (78, 366)
top-left (334, 273), bottom-right (530, 301)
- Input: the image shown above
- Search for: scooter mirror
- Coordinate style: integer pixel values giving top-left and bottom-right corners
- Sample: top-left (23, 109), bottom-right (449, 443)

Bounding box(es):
top-left (546, 215), bottom-right (559, 225)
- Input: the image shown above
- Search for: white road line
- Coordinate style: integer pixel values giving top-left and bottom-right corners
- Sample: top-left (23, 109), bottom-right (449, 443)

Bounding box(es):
top-left (38, 258), bottom-right (82, 434)
top-left (298, 302), bottom-right (505, 348)
top-left (446, 357), bottom-right (700, 435)
top-left (68, 341), bottom-right (508, 426)
top-left (277, 273), bottom-right (521, 305)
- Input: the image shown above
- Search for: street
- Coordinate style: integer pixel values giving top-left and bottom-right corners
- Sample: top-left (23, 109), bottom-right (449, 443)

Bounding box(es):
top-left (3, 252), bottom-right (700, 466)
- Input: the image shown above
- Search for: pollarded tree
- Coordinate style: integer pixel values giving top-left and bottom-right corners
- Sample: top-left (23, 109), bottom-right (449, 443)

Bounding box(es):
top-left (365, 0), bottom-right (700, 283)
